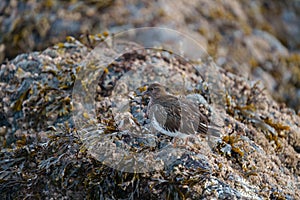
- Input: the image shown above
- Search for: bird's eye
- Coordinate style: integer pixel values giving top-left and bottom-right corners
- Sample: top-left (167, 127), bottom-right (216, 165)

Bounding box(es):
top-left (149, 88), bottom-right (153, 91)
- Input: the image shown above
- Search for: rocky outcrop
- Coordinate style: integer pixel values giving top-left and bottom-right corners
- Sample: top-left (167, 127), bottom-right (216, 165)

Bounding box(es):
top-left (0, 0), bottom-right (299, 199)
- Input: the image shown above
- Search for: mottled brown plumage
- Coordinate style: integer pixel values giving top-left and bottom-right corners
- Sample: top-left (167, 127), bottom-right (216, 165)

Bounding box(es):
top-left (144, 83), bottom-right (208, 139)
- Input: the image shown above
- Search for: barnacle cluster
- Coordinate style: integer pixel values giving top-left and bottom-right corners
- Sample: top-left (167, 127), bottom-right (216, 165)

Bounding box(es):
top-left (0, 33), bottom-right (299, 199)
top-left (0, 0), bottom-right (299, 198)
top-left (0, 34), bottom-right (96, 148)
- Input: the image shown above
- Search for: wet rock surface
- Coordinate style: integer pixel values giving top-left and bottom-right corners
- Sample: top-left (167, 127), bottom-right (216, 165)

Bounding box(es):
top-left (0, 0), bottom-right (300, 199)
top-left (0, 36), bottom-right (299, 199)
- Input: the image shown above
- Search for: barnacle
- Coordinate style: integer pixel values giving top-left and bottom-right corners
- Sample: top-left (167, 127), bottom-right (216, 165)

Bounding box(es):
top-left (1, 22), bottom-right (299, 199)
top-left (224, 80), bottom-right (264, 123)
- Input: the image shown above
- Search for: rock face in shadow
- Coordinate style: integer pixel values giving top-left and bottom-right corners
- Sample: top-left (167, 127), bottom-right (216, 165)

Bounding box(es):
top-left (0, 35), bottom-right (299, 199)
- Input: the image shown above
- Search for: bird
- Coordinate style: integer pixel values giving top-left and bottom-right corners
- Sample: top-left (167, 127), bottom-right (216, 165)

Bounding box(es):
top-left (144, 83), bottom-right (210, 144)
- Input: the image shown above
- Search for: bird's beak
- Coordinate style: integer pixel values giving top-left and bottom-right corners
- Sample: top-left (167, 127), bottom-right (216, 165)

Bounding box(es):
top-left (142, 89), bottom-right (149, 96)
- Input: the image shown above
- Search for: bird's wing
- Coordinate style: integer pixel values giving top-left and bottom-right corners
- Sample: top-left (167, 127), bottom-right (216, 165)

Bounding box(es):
top-left (179, 98), bottom-right (208, 134)
top-left (156, 95), bottom-right (181, 132)
top-left (149, 95), bottom-right (209, 135)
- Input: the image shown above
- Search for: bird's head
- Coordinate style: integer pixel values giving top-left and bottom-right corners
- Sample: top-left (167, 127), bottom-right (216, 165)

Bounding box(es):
top-left (144, 83), bottom-right (167, 99)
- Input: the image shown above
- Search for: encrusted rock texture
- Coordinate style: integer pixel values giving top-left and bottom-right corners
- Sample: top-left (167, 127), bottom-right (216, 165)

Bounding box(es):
top-left (0, 0), bottom-right (299, 199)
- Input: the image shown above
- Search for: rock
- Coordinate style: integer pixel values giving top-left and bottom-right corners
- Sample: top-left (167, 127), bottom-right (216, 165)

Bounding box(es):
top-left (0, 0), bottom-right (300, 199)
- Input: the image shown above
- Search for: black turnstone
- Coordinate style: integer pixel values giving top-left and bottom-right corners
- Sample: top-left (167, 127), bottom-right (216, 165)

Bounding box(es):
top-left (144, 83), bottom-right (210, 142)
